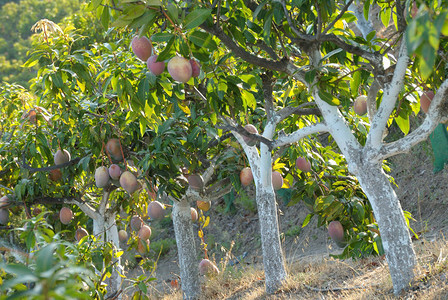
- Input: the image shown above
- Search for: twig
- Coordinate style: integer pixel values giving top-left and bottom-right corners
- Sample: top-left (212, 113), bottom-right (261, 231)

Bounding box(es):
top-left (21, 152), bottom-right (82, 173)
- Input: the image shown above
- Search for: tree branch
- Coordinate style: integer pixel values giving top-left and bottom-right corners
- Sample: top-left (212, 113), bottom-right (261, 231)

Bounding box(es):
top-left (21, 152), bottom-right (82, 173)
top-left (200, 23), bottom-right (306, 84)
top-left (366, 41), bottom-right (409, 149)
top-left (218, 122), bottom-right (274, 151)
top-left (273, 123), bottom-right (329, 148)
top-left (262, 72), bottom-right (275, 121)
top-left (319, 34), bottom-right (382, 70)
top-left (377, 78), bottom-right (448, 160)
top-left (275, 102), bottom-right (321, 124)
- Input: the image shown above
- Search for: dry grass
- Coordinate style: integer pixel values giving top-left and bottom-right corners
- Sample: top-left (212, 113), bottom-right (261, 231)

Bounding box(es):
top-left (156, 238), bottom-right (448, 300)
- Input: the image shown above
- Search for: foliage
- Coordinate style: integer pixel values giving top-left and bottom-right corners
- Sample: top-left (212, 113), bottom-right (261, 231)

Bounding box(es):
top-left (0, 215), bottom-right (102, 299)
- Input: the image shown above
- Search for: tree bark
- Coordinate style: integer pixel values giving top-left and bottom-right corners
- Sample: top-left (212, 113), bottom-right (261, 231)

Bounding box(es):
top-left (172, 199), bottom-right (200, 300)
top-left (255, 186), bottom-right (287, 293)
top-left (356, 163), bottom-right (416, 294)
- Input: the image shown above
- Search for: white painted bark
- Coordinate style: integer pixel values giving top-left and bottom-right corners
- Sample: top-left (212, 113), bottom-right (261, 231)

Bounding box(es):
top-left (356, 162), bottom-right (416, 294)
top-left (105, 213), bottom-right (122, 298)
top-left (72, 190), bottom-right (122, 298)
top-left (349, 3), bottom-right (375, 39)
top-left (366, 42), bottom-right (409, 151)
top-left (232, 120), bottom-right (287, 293)
top-left (172, 198), bottom-right (200, 300)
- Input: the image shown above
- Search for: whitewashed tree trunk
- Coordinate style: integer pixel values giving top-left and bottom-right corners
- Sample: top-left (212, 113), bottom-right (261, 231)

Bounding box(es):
top-left (172, 198), bottom-right (200, 300)
top-left (255, 185), bottom-right (287, 293)
top-left (355, 162), bottom-right (416, 294)
top-left (105, 213), bottom-right (123, 298)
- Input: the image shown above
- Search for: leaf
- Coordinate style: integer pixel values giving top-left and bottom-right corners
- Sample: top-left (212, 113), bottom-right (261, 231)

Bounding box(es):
top-left (380, 7), bottom-right (391, 28)
top-left (253, 0), bottom-right (268, 20)
top-left (320, 48), bottom-right (343, 63)
top-left (101, 5), bottom-right (110, 29)
top-left (395, 114), bottom-right (410, 135)
top-left (318, 90), bottom-right (340, 106)
top-left (263, 12), bottom-right (273, 45)
top-left (188, 31), bottom-right (217, 51)
top-left (302, 213), bottom-right (313, 228)
top-left (183, 9), bottom-right (212, 30)
top-left (151, 32), bottom-right (175, 42)
top-left (35, 243), bottom-right (57, 273)
top-left (157, 36), bottom-right (175, 62)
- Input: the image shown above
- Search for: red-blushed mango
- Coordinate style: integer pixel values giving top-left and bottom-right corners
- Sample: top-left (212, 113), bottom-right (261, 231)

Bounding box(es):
top-left (108, 164), bottom-right (122, 180)
top-left (59, 207), bottom-right (73, 225)
top-left (199, 259), bottom-right (219, 276)
top-left (28, 109), bottom-right (37, 124)
top-left (191, 207), bottom-right (198, 222)
top-left (54, 149), bottom-right (70, 165)
top-left (130, 215), bottom-right (143, 231)
top-left (0, 209), bottom-right (9, 224)
top-left (131, 36), bottom-right (152, 61)
top-left (197, 200), bottom-right (211, 212)
top-left (240, 167), bottom-right (253, 187)
top-left (118, 229), bottom-right (128, 243)
top-left (167, 56), bottom-right (192, 83)
top-left (353, 95), bottom-right (368, 116)
top-left (296, 157), bottom-right (311, 172)
top-left (95, 166), bottom-right (110, 188)
top-left (75, 227), bottom-right (88, 242)
top-left (328, 220), bottom-right (346, 248)
top-left (49, 169), bottom-right (62, 182)
top-left (138, 224), bottom-right (152, 240)
top-left (119, 171), bottom-right (140, 194)
top-left (272, 171), bottom-right (284, 190)
top-left (147, 201), bottom-right (165, 220)
top-left (0, 195), bottom-right (9, 209)
top-left (243, 124), bottom-right (258, 146)
top-left (187, 174), bottom-right (204, 191)
top-left (137, 238), bottom-right (150, 254)
top-left (147, 55), bottom-right (165, 76)
top-left (190, 59), bottom-right (201, 77)
top-left (420, 90), bottom-right (435, 114)
top-left (106, 138), bottom-right (123, 162)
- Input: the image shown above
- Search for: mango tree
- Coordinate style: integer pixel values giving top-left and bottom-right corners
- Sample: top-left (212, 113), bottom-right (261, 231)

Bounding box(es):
top-left (98, 0), bottom-right (448, 295)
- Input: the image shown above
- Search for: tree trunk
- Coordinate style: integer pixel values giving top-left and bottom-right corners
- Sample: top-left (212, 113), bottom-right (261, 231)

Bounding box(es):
top-left (255, 186), bottom-right (287, 294)
top-left (105, 214), bottom-right (123, 299)
top-left (172, 199), bottom-right (200, 300)
top-left (356, 163), bottom-right (416, 294)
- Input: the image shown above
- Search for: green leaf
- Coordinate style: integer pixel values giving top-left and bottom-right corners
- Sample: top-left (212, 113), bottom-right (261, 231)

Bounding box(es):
top-left (151, 32), bottom-right (175, 42)
top-left (146, 0), bottom-right (162, 6)
top-left (166, 3), bottom-right (179, 25)
top-left (380, 7), bottom-right (391, 28)
top-left (320, 48), bottom-right (343, 63)
top-left (395, 114), bottom-right (410, 135)
top-left (263, 12), bottom-right (273, 45)
top-left (302, 213), bottom-right (313, 228)
top-left (100, 5), bottom-right (110, 29)
top-left (157, 36), bottom-right (175, 62)
top-left (87, 0), bottom-right (102, 11)
top-left (419, 43), bottom-right (436, 80)
top-left (253, 0), bottom-right (268, 20)
top-left (188, 31), bottom-right (217, 51)
top-left (35, 244), bottom-right (57, 273)
top-left (318, 90), bottom-right (340, 106)
top-left (183, 9), bottom-right (212, 30)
